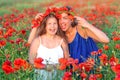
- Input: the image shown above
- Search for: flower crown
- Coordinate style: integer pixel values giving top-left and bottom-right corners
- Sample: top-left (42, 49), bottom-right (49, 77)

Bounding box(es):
top-left (32, 7), bottom-right (75, 28)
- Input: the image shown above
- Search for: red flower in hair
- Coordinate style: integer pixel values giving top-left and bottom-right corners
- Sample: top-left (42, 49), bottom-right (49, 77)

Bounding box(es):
top-left (31, 19), bottom-right (41, 28)
top-left (31, 7), bottom-right (75, 28)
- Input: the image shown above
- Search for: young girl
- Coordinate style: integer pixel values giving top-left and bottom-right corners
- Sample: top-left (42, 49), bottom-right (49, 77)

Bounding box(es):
top-left (29, 13), bottom-right (69, 80)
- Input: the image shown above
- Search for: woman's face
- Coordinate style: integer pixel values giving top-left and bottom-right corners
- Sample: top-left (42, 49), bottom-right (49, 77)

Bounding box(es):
top-left (59, 13), bottom-right (72, 32)
top-left (46, 17), bottom-right (58, 35)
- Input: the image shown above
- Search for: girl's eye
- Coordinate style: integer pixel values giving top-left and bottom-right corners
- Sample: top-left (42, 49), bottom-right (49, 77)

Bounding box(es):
top-left (54, 23), bottom-right (57, 24)
top-left (48, 23), bottom-right (51, 25)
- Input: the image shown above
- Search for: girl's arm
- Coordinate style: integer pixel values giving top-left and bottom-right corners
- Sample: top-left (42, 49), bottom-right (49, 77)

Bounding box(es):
top-left (75, 16), bottom-right (109, 43)
top-left (29, 37), bottom-right (39, 65)
top-left (61, 39), bottom-right (70, 58)
top-left (28, 28), bottom-right (37, 44)
top-left (28, 13), bottom-right (43, 44)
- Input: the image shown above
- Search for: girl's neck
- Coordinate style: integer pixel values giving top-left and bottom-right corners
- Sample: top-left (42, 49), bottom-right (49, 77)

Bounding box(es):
top-left (45, 34), bottom-right (56, 39)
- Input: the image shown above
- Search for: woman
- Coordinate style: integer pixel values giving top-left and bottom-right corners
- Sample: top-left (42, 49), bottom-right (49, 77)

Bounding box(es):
top-left (28, 6), bottom-right (109, 63)
top-left (59, 6), bottom-right (109, 63)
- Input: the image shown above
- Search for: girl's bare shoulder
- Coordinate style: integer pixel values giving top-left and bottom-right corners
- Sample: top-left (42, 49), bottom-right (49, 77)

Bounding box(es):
top-left (55, 35), bottom-right (63, 40)
top-left (31, 36), bottom-right (40, 45)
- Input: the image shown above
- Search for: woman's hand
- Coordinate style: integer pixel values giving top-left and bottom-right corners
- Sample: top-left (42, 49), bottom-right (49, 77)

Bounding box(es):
top-left (74, 16), bottom-right (91, 28)
top-left (74, 16), bottom-right (109, 43)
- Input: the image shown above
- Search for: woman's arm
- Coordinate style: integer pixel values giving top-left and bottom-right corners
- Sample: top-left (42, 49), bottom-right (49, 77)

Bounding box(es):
top-left (61, 39), bottom-right (70, 58)
top-left (29, 37), bottom-right (39, 65)
top-left (75, 16), bottom-right (110, 43)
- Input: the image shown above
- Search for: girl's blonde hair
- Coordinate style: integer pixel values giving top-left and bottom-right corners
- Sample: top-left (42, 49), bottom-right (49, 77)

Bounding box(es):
top-left (36, 13), bottom-right (66, 41)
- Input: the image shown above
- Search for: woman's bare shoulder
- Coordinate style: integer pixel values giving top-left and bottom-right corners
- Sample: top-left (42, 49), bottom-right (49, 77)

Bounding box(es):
top-left (76, 25), bottom-right (88, 39)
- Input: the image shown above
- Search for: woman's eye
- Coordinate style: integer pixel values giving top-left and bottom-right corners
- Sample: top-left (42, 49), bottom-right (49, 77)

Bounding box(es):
top-left (64, 17), bottom-right (67, 19)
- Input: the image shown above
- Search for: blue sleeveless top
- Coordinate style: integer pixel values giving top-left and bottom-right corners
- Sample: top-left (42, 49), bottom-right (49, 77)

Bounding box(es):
top-left (68, 32), bottom-right (98, 63)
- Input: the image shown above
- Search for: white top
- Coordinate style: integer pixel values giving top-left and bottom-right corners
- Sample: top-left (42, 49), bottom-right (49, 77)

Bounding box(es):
top-left (37, 37), bottom-right (64, 64)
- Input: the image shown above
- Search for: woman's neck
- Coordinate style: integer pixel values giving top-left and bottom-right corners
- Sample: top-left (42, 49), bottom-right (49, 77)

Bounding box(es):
top-left (65, 26), bottom-right (74, 35)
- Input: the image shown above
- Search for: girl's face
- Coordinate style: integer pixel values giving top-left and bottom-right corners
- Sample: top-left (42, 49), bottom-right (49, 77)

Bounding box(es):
top-left (59, 13), bottom-right (72, 32)
top-left (46, 17), bottom-right (58, 35)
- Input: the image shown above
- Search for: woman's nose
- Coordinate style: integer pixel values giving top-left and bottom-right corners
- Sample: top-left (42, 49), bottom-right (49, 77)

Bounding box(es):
top-left (59, 19), bottom-right (63, 24)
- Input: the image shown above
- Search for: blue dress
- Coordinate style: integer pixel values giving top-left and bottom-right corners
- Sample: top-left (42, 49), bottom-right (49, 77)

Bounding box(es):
top-left (68, 32), bottom-right (98, 63)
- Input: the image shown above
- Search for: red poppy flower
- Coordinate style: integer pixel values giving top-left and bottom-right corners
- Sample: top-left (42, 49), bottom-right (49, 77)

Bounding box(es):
top-left (109, 56), bottom-right (119, 66)
top-left (0, 16), bottom-right (2, 21)
top-left (89, 74), bottom-right (97, 80)
top-left (21, 29), bottom-right (26, 35)
top-left (14, 58), bottom-right (25, 70)
top-left (114, 73), bottom-right (120, 80)
top-left (0, 40), bottom-right (6, 47)
top-left (59, 63), bottom-right (67, 70)
top-left (95, 74), bottom-right (102, 79)
top-left (34, 57), bottom-right (45, 69)
top-left (2, 60), bottom-right (14, 74)
top-left (112, 64), bottom-right (120, 74)
top-left (103, 45), bottom-right (109, 50)
top-left (115, 44), bottom-right (120, 50)
top-left (112, 37), bottom-right (119, 41)
top-left (80, 72), bottom-right (87, 78)
top-left (2, 64), bottom-right (14, 74)
top-left (59, 58), bottom-right (68, 64)
top-left (62, 71), bottom-right (72, 80)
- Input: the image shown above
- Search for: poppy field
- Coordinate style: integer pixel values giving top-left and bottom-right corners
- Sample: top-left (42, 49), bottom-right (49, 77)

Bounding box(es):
top-left (0, 0), bottom-right (120, 80)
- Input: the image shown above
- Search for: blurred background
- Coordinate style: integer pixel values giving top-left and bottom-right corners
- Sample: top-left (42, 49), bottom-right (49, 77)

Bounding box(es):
top-left (0, 0), bottom-right (120, 15)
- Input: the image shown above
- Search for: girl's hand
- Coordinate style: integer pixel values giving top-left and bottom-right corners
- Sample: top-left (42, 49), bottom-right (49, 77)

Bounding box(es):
top-left (74, 16), bottom-right (91, 28)
top-left (35, 13), bottom-right (43, 20)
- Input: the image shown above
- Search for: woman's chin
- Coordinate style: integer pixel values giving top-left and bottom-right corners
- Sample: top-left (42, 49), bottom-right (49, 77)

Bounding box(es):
top-left (61, 28), bottom-right (67, 31)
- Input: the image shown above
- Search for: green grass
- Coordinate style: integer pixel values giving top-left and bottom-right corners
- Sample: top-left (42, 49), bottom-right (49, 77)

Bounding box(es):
top-left (0, 0), bottom-right (53, 16)
top-left (0, 9), bottom-right (13, 15)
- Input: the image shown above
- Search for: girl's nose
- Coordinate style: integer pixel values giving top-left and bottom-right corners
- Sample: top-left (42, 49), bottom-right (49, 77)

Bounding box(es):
top-left (51, 24), bottom-right (55, 27)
